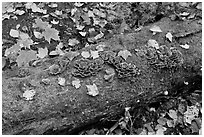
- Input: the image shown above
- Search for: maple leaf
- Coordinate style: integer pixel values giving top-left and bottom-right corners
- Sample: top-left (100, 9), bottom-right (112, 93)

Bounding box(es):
top-left (37, 47), bottom-right (48, 59)
top-left (42, 27), bottom-right (60, 43)
top-left (4, 43), bottom-right (21, 56)
top-left (33, 17), bottom-right (50, 30)
top-left (16, 50), bottom-right (37, 67)
top-left (118, 49), bottom-right (132, 60)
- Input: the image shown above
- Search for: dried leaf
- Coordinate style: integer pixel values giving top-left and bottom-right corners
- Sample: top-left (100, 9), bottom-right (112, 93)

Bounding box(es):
top-left (147, 39), bottom-right (159, 49)
top-left (33, 17), bottom-right (50, 30)
top-left (18, 32), bottom-right (34, 49)
top-left (191, 121), bottom-right (199, 133)
top-left (166, 32), bottom-right (173, 42)
top-left (72, 78), bottom-right (81, 89)
top-left (63, 51), bottom-right (79, 61)
top-left (23, 89), bottom-right (36, 100)
top-left (157, 117), bottom-right (167, 125)
top-left (16, 50), bottom-right (37, 67)
top-left (104, 68), bottom-right (115, 82)
top-left (14, 10), bottom-right (25, 15)
top-left (180, 44), bottom-right (190, 49)
top-left (94, 32), bottom-right (104, 40)
top-left (86, 84), bottom-right (99, 96)
top-left (81, 51), bottom-right (90, 58)
top-left (34, 30), bottom-right (43, 39)
top-left (4, 43), bottom-right (21, 56)
top-left (68, 38), bottom-right (80, 46)
top-left (58, 77), bottom-right (66, 86)
top-left (37, 47), bottom-right (48, 59)
top-left (42, 27), bottom-right (60, 43)
top-left (167, 119), bottom-right (174, 127)
top-left (2, 57), bottom-right (6, 69)
top-left (150, 25), bottom-right (162, 35)
top-left (184, 106), bottom-right (199, 124)
top-left (196, 3), bottom-right (202, 10)
top-left (168, 109), bottom-right (178, 120)
top-left (79, 32), bottom-right (86, 36)
top-left (9, 29), bottom-right (19, 38)
top-left (118, 49), bottom-right (132, 60)
top-left (90, 50), bottom-right (99, 59)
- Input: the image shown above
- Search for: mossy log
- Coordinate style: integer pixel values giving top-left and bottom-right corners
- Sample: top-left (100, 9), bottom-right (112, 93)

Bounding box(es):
top-left (2, 17), bottom-right (202, 135)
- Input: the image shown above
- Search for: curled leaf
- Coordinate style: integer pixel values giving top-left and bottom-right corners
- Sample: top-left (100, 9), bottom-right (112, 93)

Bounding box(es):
top-left (180, 44), bottom-right (190, 49)
top-left (166, 32), bottom-right (173, 42)
top-left (150, 25), bottom-right (162, 35)
top-left (86, 83), bottom-right (99, 96)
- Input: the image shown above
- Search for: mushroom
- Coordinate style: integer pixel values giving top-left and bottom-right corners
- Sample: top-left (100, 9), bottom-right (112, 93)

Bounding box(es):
top-left (150, 25), bottom-right (162, 35)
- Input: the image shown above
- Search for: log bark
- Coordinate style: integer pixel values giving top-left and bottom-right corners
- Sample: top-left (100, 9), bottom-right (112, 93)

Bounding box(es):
top-left (2, 17), bottom-right (202, 135)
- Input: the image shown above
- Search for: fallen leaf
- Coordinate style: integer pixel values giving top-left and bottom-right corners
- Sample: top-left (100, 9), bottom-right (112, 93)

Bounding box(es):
top-left (41, 78), bottom-right (50, 85)
top-left (81, 51), bottom-right (90, 58)
top-left (118, 49), bottom-right (132, 60)
top-left (166, 32), bottom-right (173, 42)
top-left (79, 32), bottom-right (86, 36)
top-left (180, 44), bottom-right (190, 49)
top-left (23, 89), bottom-right (36, 100)
top-left (104, 68), bottom-right (115, 82)
top-left (74, 2), bottom-right (84, 7)
top-left (4, 43), bottom-right (21, 56)
top-left (14, 10), bottom-right (25, 15)
top-left (168, 109), bottom-right (178, 120)
top-left (10, 29), bottom-right (19, 38)
top-left (33, 17), bottom-right (50, 30)
top-left (72, 78), bottom-right (81, 89)
top-left (150, 25), bottom-right (162, 35)
top-left (42, 27), bottom-right (60, 43)
top-left (63, 51), bottom-right (79, 61)
top-left (196, 3), bottom-right (202, 10)
top-left (167, 119), bottom-right (174, 127)
top-left (68, 38), bottom-right (80, 46)
top-left (191, 120), bottom-right (199, 133)
top-left (147, 39), bottom-right (159, 49)
top-left (86, 83), bottom-right (99, 96)
top-left (34, 30), bottom-right (43, 39)
top-left (179, 12), bottom-right (190, 16)
top-left (18, 32), bottom-right (34, 49)
top-left (90, 50), bottom-right (99, 59)
top-left (37, 47), bottom-right (48, 59)
top-left (51, 19), bottom-right (59, 24)
top-left (94, 32), bottom-right (104, 40)
top-left (2, 57), bottom-right (6, 69)
top-left (16, 50), bottom-right (37, 67)
top-left (58, 77), bottom-right (66, 86)
top-left (184, 105), bottom-right (199, 124)
top-left (157, 117), bottom-right (167, 125)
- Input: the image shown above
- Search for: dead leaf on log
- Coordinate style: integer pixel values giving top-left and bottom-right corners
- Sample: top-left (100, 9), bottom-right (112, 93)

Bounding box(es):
top-left (86, 83), bottom-right (99, 96)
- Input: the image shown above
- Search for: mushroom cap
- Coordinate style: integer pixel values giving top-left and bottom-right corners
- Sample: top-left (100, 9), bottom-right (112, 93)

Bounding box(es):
top-left (150, 25), bottom-right (162, 32)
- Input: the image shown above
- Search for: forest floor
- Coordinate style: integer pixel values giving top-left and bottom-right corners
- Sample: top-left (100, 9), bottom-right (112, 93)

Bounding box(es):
top-left (2, 2), bottom-right (202, 135)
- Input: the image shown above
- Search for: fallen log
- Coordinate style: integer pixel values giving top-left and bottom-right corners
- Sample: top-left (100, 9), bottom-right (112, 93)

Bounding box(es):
top-left (2, 17), bottom-right (202, 135)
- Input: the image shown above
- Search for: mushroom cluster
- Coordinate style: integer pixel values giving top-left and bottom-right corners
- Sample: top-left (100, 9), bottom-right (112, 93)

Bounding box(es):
top-left (146, 45), bottom-right (183, 69)
top-left (99, 51), bottom-right (141, 78)
top-left (72, 58), bottom-right (104, 77)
